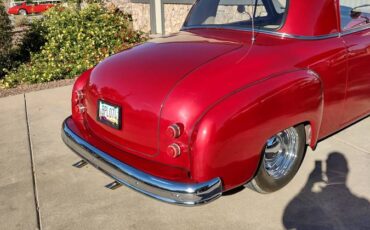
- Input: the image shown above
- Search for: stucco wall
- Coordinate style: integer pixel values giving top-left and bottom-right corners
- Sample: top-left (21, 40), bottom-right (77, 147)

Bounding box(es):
top-left (163, 3), bottom-right (192, 34)
top-left (112, 1), bottom-right (151, 33)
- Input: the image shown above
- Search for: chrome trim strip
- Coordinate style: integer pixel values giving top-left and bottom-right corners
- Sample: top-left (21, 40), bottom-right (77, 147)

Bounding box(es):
top-left (340, 24), bottom-right (370, 36)
top-left (61, 117), bottom-right (223, 206)
top-left (181, 26), bottom-right (340, 40)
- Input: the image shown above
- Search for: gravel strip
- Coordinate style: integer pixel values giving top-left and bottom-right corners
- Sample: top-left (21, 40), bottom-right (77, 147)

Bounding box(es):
top-left (0, 78), bottom-right (76, 98)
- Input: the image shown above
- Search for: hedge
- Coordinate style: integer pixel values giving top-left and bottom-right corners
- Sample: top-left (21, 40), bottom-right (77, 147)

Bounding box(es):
top-left (1, 3), bottom-right (146, 88)
top-left (0, 1), bottom-right (12, 54)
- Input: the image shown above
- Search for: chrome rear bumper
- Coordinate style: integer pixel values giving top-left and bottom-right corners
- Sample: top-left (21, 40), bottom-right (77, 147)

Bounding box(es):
top-left (61, 117), bottom-right (222, 206)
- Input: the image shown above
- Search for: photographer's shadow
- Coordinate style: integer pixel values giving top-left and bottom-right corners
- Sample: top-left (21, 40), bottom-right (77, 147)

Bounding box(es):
top-left (283, 152), bottom-right (370, 230)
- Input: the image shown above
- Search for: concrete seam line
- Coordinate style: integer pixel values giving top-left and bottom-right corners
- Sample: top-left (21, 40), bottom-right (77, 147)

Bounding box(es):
top-left (24, 93), bottom-right (43, 230)
top-left (333, 136), bottom-right (370, 154)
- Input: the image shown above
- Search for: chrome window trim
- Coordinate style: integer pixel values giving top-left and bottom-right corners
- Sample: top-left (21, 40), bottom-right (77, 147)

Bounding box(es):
top-left (340, 24), bottom-right (370, 36)
top-left (181, 25), bottom-right (340, 40)
top-left (182, 23), bottom-right (370, 40)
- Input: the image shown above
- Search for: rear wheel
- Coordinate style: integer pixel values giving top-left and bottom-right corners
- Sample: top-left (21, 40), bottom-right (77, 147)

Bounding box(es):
top-left (247, 125), bottom-right (306, 193)
top-left (18, 9), bottom-right (27, 16)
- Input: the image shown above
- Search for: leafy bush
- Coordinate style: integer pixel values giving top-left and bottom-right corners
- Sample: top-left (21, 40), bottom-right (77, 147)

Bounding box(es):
top-left (0, 1), bottom-right (12, 54)
top-left (2, 3), bottom-right (146, 88)
top-left (0, 1), bottom-right (14, 77)
top-left (0, 21), bottom-right (46, 78)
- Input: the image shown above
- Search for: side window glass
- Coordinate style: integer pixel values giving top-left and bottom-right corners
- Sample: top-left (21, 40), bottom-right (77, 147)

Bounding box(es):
top-left (185, 0), bottom-right (288, 31)
top-left (340, 0), bottom-right (370, 30)
top-left (213, 4), bottom-right (268, 26)
top-left (272, 0), bottom-right (287, 14)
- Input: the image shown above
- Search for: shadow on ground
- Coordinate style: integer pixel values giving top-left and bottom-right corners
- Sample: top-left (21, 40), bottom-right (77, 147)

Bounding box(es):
top-left (283, 152), bottom-right (370, 230)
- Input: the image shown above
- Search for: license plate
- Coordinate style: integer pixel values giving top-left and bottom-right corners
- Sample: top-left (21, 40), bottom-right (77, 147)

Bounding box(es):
top-left (97, 100), bottom-right (121, 129)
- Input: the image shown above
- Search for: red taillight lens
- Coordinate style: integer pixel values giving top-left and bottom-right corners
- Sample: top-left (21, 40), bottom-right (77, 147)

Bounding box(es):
top-left (71, 68), bottom-right (93, 121)
top-left (77, 103), bottom-right (86, 113)
top-left (167, 143), bottom-right (181, 158)
top-left (73, 90), bottom-right (85, 104)
top-left (76, 90), bottom-right (84, 101)
top-left (72, 90), bottom-right (86, 115)
top-left (166, 124), bottom-right (182, 138)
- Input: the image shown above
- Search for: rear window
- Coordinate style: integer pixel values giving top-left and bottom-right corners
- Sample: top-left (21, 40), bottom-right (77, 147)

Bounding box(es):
top-left (340, 0), bottom-right (370, 30)
top-left (184, 0), bottom-right (288, 31)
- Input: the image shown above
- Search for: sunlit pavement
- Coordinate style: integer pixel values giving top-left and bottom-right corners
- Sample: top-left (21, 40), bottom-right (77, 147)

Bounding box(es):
top-left (1, 86), bottom-right (369, 230)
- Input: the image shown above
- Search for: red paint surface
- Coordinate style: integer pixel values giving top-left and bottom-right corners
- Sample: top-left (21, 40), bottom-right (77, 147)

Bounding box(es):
top-left (67, 1), bottom-right (370, 191)
top-left (280, 0), bottom-right (340, 36)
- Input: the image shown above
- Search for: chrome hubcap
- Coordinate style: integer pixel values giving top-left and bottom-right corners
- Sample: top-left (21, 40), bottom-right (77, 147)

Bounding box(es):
top-left (263, 127), bottom-right (299, 179)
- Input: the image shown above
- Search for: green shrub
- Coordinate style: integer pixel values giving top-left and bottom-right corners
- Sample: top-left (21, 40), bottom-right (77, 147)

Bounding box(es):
top-left (0, 21), bottom-right (46, 78)
top-left (0, 1), bottom-right (14, 77)
top-left (0, 1), bottom-right (12, 54)
top-left (2, 3), bottom-right (146, 88)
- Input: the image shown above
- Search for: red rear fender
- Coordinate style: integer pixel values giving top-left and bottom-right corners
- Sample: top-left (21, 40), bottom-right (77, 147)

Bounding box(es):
top-left (190, 69), bottom-right (323, 190)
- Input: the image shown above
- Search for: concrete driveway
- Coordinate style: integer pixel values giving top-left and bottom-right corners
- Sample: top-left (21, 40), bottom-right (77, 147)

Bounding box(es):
top-left (1, 86), bottom-right (369, 230)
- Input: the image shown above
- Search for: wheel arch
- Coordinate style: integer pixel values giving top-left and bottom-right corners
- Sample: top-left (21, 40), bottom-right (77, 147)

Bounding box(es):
top-left (189, 69), bottom-right (324, 191)
top-left (18, 8), bottom-right (28, 14)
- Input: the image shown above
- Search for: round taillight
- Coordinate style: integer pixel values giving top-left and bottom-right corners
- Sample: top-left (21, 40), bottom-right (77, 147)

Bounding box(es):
top-left (167, 143), bottom-right (181, 158)
top-left (77, 104), bottom-right (86, 113)
top-left (73, 90), bottom-right (85, 104)
top-left (166, 124), bottom-right (182, 138)
top-left (77, 90), bottom-right (84, 100)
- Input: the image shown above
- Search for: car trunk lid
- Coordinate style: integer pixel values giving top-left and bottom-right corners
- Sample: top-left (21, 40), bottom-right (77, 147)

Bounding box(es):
top-left (83, 31), bottom-right (242, 157)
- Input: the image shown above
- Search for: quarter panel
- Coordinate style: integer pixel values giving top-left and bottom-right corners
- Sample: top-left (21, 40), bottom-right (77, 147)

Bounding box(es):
top-left (190, 70), bottom-right (323, 190)
top-left (341, 30), bottom-right (370, 124)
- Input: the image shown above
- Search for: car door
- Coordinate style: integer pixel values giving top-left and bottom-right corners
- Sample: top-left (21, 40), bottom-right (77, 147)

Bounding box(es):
top-left (33, 2), bottom-right (46, 13)
top-left (37, 2), bottom-right (51, 13)
top-left (340, 0), bottom-right (370, 125)
top-left (26, 2), bottom-right (36, 14)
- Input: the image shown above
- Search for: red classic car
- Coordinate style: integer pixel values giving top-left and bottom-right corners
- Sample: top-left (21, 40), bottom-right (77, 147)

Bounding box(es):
top-left (7, 1), bottom-right (59, 15)
top-left (62, 0), bottom-right (370, 205)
